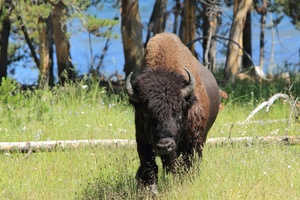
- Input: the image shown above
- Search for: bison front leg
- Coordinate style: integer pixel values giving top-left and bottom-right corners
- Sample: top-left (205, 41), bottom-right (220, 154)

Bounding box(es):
top-left (136, 141), bottom-right (158, 195)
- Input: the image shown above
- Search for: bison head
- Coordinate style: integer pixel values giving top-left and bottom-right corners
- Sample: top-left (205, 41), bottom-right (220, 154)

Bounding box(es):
top-left (126, 68), bottom-right (196, 155)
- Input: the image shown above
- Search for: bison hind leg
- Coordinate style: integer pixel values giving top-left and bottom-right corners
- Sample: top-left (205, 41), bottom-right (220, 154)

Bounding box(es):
top-left (179, 144), bottom-right (205, 172)
top-left (160, 153), bottom-right (191, 175)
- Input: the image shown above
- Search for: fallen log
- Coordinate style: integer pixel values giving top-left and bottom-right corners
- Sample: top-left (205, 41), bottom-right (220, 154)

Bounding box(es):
top-left (0, 139), bottom-right (136, 154)
top-left (1, 136), bottom-right (299, 154)
top-left (222, 119), bottom-right (287, 126)
top-left (206, 136), bottom-right (300, 147)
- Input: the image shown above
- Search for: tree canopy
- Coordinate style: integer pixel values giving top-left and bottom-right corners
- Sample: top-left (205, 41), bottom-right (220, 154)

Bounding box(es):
top-left (0, 0), bottom-right (299, 87)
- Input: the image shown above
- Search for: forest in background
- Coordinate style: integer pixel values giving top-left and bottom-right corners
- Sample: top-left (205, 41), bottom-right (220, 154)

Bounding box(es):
top-left (0, 0), bottom-right (300, 89)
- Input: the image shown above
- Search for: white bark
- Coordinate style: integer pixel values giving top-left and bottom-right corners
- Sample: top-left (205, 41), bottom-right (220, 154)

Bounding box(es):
top-left (1, 136), bottom-right (299, 154)
top-left (246, 93), bottom-right (290, 121)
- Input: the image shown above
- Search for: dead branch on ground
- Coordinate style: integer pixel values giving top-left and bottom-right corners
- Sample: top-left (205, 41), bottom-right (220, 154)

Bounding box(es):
top-left (246, 93), bottom-right (290, 121)
top-left (0, 139), bottom-right (136, 154)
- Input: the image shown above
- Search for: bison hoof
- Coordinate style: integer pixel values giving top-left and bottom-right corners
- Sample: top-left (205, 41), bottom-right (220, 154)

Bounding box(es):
top-left (149, 184), bottom-right (158, 196)
top-left (137, 183), bottom-right (158, 196)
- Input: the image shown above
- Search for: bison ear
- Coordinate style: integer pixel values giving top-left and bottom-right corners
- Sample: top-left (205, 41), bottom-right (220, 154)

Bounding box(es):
top-left (181, 68), bottom-right (196, 98)
top-left (126, 72), bottom-right (140, 103)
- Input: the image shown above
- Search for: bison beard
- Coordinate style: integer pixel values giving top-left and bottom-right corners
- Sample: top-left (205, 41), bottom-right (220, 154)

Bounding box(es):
top-left (126, 33), bottom-right (220, 195)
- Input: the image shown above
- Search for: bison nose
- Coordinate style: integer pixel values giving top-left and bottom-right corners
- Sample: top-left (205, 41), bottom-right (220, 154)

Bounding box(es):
top-left (156, 138), bottom-right (175, 154)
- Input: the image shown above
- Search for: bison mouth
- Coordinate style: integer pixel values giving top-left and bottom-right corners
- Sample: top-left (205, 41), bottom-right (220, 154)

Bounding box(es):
top-left (155, 138), bottom-right (176, 155)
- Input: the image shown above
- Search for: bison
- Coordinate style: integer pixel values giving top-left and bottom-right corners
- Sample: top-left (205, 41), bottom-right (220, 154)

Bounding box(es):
top-left (126, 33), bottom-right (220, 193)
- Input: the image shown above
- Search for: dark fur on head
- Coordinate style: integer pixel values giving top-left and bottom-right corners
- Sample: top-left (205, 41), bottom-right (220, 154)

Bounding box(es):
top-left (131, 67), bottom-right (197, 156)
top-left (131, 67), bottom-right (196, 122)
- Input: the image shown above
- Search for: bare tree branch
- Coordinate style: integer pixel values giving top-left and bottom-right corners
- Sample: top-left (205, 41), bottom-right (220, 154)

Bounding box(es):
top-left (188, 35), bottom-right (255, 67)
top-left (94, 25), bottom-right (114, 76)
top-left (17, 15), bottom-right (40, 68)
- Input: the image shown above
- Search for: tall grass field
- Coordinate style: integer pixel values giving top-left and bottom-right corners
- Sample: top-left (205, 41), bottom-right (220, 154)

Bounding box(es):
top-left (0, 78), bottom-right (299, 199)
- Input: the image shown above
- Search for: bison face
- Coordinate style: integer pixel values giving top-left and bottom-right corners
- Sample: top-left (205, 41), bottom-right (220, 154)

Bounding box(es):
top-left (126, 68), bottom-right (196, 155)
top-left (134, 103), bottom-right (183, 155)
top-left (149, 110), bottom-right (183, 155)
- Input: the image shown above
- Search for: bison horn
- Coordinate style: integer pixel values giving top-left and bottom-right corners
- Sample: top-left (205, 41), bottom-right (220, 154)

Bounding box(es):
top-left (125, 72), bottom-right (140, 103)
top-left (181, 68), bottom-right (196, 98)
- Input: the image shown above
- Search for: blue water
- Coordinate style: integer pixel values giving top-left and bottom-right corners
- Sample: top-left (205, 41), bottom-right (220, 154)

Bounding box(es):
top-left (9, 1), bottom-right (300, 85)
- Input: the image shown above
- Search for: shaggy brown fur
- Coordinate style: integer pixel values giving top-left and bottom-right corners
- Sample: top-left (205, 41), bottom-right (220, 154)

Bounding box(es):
top-left (143, 33), bottom-right (220, 137)
top-left (127, 33), bottom-right (220, 193)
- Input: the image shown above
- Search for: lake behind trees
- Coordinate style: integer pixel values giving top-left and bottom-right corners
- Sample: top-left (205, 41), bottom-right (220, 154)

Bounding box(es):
top-left (10, 1), bottom-right (300, 85)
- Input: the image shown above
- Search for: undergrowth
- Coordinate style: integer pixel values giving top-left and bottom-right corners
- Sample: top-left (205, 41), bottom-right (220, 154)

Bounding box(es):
top-left (220, 74), bottom-right (300, 104)
top-left (0, 76), bottom-right (299, 199)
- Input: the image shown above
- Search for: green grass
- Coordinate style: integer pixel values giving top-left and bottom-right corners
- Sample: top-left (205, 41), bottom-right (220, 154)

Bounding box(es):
top-left (0, 79), bottom-right (300, 199)
top-left (210, 101), bottom-right (299, 139)
top-left (0, 144), bottom-right (299, 199)
top-left (163, 143), bottom-right (300, 200)
top-left (0, 82), bottom-right (135, 142)
top-left (0, 145), bottom-right (137, 199)
top-left (0, 80), bottom-right (298, 142)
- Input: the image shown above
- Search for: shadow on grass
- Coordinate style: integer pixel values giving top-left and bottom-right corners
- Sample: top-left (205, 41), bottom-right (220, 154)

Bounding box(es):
top-left (78, 174), bottom-right (162, 200)
top-left (76, 147), bottom-right (204, 200)
top-left (78, 174), bottom-right (137, 200)
top-left (77, 167), bottom-right (201, 200)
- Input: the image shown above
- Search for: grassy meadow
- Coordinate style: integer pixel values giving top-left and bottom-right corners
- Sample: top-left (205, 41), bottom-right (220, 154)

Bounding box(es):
top-left (0, 78), bottom-right (299, 199)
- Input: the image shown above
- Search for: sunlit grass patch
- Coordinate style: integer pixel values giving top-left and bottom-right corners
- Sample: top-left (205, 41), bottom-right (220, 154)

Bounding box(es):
top-left (158, 143), bottom-right (300, 200)
top-left (210, 101), bottom-right (299, 138)
top-left (0, 145), bottom-right (138, 200)
top-left (0, 84), bottom-right (135, 142)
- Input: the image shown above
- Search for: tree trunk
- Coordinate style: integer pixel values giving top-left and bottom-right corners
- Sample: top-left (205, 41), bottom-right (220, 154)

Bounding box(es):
top-left (38, 16), bottom-right (50, 89)
top-left (37, 12), bottom-right (54, 88)
top-left (47, 12), bottom-right (55, 87)
top-left (145, 0), bottom-right (167, 45)
top-left (172, 0), bottom-right (181, 34)
top-left (53, 1), bottom-right (74, 85)
top-left (121, 0), bottom-right (144, 77)
top-left (202, 2), bottom-right (218, 71)
top-left (0, 6), bottom-right (10, 84)
top-left (268, 13), bottom-right (275, 77)
top-left (259, 0), bottom-right (267, 72)
top-left (181, 0), bottom-right (196, 56)
top-left (242, 10), bottom-right (252, 69)
top-left (224, 0), bottom-right (252, 82)
top-left (209, 25), bottom-right (217, 72)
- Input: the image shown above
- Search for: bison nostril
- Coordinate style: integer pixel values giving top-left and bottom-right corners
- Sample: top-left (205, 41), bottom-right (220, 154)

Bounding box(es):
top-left (156, 139), bottom-right (174, 152)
